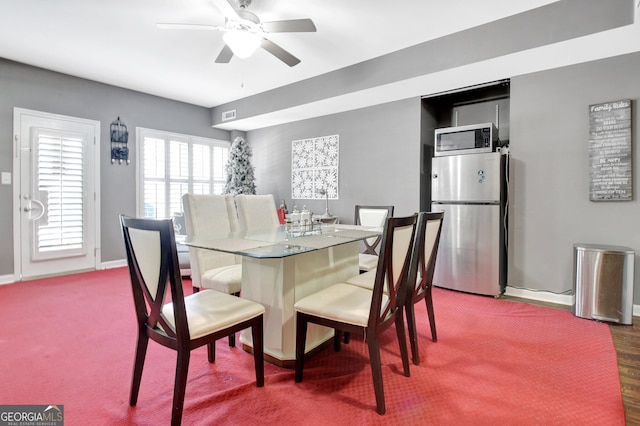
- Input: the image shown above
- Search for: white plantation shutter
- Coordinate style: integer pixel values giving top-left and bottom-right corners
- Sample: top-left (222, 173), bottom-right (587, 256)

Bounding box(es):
top-left (212, 145), bottom-right (228, 194)
top-left (192, 143), bottom-right (211, 195)
top-left (169, 139), bottom-right (189, 214)
top-left (34, 129), bottom-right (86, 257)
top-left (137, 128), bottom-right (229, 218)
top-left (143, 136), bottom-right (166, 218)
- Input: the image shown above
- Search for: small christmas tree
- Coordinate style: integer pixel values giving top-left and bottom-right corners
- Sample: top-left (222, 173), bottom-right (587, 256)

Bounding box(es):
top-left (223, 136), bottom-right (257, 195)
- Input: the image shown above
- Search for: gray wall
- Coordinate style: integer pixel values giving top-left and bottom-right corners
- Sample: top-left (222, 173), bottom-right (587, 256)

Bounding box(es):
top-left (509, 52), bottom-right (640, 301)
top-left (0, 59), bottom-right (230, 274)
top-left (247, 98), bottom-right (422, 222)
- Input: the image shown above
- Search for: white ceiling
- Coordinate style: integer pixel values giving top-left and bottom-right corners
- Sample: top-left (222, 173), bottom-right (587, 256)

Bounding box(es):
top-left (1, 0), bottom-right (639, 130)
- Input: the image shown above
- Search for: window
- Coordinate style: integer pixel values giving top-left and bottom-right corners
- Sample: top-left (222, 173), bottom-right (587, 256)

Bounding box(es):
top-left (136, 128), bottom-right (229, 218)
top-left (35, 128), bottom-right (85, 256)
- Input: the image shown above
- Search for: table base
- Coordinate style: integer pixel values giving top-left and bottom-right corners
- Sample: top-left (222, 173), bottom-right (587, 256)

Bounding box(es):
top-left (239, 242), bottom-right (359, 365)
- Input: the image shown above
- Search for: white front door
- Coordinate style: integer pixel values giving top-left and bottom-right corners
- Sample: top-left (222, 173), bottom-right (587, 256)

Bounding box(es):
top-left (13, 108), bottom-right (100, 280)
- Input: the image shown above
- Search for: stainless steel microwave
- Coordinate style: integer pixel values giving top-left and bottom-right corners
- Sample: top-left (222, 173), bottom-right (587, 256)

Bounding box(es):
top-left (434, 123), bottom-right (499, 156)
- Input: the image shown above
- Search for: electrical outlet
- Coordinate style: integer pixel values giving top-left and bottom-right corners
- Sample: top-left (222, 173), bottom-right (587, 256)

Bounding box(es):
top-left (1, 172), bottom-right (11, 185)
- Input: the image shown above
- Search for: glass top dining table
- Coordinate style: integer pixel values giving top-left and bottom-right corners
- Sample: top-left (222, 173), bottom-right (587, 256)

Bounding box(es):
top-left (182, 223), bottom-right (382, 367)
top-left (184, 224), bottom-right (381, 259)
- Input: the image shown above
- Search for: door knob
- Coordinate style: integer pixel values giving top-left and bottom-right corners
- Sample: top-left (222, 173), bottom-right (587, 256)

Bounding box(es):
top-left (24, 198), bottom-right (46, 221)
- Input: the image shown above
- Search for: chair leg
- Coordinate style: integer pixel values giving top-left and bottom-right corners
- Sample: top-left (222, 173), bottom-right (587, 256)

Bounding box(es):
top-left (424, 288), bottom-right (437, 342)
top-left (129, 333), bottom-right (149, 406)
top-left (333, 329), bottom-right (342, 351)
top-left (294, 313), bottom-right (308, 383)
top-left (366, 336), bottom-right (386, 415)
top-left (207, 341), bottom-right (215, 363)
top-left (228, 291), bottom-right (241, 348)
top-left (171, 349), bottom-right (190, 426)
top-left (394, 307), bottom-right (411, 377)
top-left (252, 316), bottom-right (265, 387)
top-left (405, 302), bottom-right (420, 365)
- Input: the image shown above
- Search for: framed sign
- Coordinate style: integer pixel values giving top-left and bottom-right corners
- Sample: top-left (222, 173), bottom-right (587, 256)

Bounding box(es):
top-left (588, 99), bottom-right (632, 201)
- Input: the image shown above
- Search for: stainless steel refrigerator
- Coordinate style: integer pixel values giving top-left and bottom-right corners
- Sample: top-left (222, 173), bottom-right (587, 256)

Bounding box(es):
top-left (431, 152), bottom-right (507, 296)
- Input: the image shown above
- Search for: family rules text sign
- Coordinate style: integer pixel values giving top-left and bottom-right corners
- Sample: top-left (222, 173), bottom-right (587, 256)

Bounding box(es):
top-left (589, 99), bottom-right (632, 201)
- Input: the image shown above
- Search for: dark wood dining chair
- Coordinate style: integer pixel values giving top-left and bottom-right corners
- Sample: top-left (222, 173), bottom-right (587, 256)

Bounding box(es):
top-left (355, 205), bottom-right (394, 272)
top-left (405, 211), bottom-right (444, 365)
top-left (120, 215), bottom-right (265, 426)
top-left (294, 214), bottom-right (417, 415)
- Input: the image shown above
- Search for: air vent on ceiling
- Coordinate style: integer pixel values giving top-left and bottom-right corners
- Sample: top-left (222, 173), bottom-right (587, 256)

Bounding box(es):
top-left (221, 109), bottom-right (237, 121)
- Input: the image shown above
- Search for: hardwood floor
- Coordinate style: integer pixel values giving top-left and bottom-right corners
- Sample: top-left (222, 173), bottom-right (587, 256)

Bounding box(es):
top-left (612, 320), bottom-right (640, 425)
top-left (503, 296), bottom-right (640, 425)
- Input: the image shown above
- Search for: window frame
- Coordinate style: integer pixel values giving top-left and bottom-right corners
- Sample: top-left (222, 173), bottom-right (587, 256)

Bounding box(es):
top-left (135, 127), bottom-right (230, 219)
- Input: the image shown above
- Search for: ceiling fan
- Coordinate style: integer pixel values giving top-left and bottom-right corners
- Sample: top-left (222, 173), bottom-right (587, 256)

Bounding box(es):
top-left (157, 0), bottom-right (316, 67)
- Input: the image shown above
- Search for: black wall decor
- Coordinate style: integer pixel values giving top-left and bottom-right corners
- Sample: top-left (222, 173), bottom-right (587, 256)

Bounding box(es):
top-left (110, 116), bottom-right (129, 164)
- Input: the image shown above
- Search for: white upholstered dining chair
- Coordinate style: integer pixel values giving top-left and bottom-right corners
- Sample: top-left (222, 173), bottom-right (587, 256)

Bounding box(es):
top-left (120, 215), bottom-right (264, 426)
top-left (294, 214), bottom-right (417, 415)
top-left (404, 211), bottom-right (444, 365)
top-left (234, 194), bottom-right (281, 231)
top-left (347, 211), bottom-right (444, 365)
top-left (182, 193), bottom-right (243, 346)
top-left (355, 205), bottom-right (394, 272)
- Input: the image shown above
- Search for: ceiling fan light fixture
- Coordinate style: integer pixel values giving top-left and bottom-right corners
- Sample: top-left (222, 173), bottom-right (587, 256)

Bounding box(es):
top-left (223, 30), bottom-right (261, 58)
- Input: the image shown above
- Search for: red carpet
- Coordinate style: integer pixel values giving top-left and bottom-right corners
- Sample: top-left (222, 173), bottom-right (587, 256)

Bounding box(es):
top-left (0, 268), bottom-right (624, 425)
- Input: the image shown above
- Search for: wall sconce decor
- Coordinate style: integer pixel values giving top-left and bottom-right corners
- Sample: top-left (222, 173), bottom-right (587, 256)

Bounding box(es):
top-left (110, 116), bottom-right (129, 164)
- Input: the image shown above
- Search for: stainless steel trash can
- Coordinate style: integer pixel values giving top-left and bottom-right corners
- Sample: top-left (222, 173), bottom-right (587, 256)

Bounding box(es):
top-left (573, 243), bottom-right (634, 325)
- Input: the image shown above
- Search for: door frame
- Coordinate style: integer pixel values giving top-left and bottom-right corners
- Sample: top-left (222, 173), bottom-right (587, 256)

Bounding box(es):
top-left (12, 107), bottom-right (101, 281)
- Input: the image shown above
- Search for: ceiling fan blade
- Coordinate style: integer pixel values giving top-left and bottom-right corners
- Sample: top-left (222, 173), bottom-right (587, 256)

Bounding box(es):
top-left (215, 45), bottom-right (234, 63)
top-left (210, 0), bottom-right (240, 21)
top-left (260, 39), bottom-right (300, 67)
top-left (261, 19), bottom-right (316, 33)
top-left (157, 23), bottom-right (224, 31)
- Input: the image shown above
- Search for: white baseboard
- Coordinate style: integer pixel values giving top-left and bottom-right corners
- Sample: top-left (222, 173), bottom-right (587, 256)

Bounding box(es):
top-left (0, 274), bottom-right (16, 286)
top-left (504, 286), bottom-right (574, 306)
top-left (505, 285), bottom-right (640, 318)
top-left (100, 259), bottom-right (127, 269)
